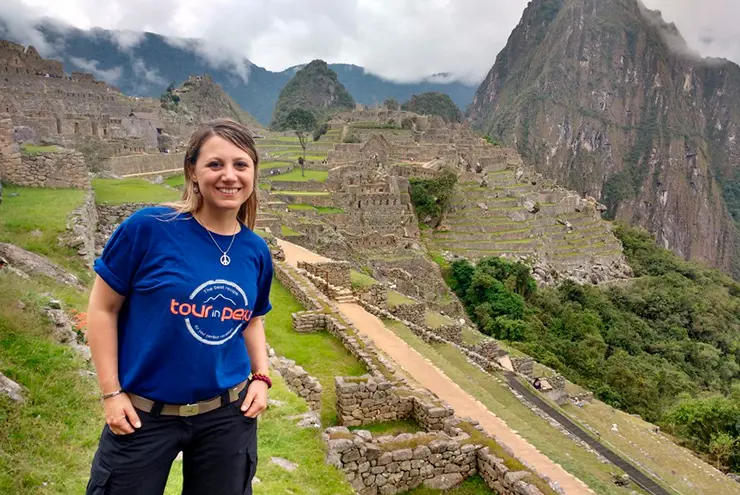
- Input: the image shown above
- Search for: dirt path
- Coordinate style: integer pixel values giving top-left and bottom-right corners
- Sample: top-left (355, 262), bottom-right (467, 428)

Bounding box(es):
top-left (276, 239), bottom-right (592, 494)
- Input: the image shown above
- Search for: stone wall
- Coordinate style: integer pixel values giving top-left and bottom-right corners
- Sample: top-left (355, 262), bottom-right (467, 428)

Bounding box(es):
top-left (298, 260), bottom-right (351, 288)
top-left (355, 283), bottom-right (387, 307)
top-left (96, 203), bottom-right (156, 252)
top-left (271, 192), bottom-right (334, 208)
top-left (325, 424), bottom-right (549, 495)
top-left (102, 152), bottom-right (184, 177)
top-left (269, 352), bottom-right (322, 411)
top-left (62, 190), bottom-right (97, 266)
top-left (5, 150), bottom-right (89, 188)
top-left (0, 113), bottom-right (21, 183)
top-left (270, 180), bottom-right (327, 192)
top-left (390, 303), bottom-right (426, 327)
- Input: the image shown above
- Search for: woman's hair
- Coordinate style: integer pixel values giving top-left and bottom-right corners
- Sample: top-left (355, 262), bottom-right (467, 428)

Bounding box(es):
top-left (164, 118), bottom-right (260, 229)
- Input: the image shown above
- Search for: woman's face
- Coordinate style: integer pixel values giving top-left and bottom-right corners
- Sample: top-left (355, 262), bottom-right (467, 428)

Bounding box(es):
top-left (192, 135), bottom-right (255, 214)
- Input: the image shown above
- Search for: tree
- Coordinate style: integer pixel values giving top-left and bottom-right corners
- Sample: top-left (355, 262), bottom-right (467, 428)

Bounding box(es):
top-left (282, 109), bottom-right (317, 176)
top-left (384, 97), bottom-right (400, 111)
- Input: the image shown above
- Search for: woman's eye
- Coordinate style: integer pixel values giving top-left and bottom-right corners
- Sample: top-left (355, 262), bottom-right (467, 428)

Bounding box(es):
top-left (208, 161), bottom-right (221, 168)
top-left (235, 161), bottom-right (250, 169)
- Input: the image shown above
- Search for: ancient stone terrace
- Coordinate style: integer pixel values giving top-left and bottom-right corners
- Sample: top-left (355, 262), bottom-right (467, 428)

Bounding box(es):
top-left (431, 159), bottom-right (632, 283)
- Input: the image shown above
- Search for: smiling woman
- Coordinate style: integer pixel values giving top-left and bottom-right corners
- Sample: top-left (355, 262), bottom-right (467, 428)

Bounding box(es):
top-left (83, 119), bottom-right (273, 495)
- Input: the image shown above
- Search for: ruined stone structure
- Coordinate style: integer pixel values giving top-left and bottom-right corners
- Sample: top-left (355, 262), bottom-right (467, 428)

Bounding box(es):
top-left (7, 149), bottom-right (88, 188)
top-left (0, 112), bottom-right (21, 182)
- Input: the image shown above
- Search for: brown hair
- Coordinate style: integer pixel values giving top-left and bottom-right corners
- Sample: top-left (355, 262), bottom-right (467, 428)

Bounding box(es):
top-left (165, 118), bottom-right (260, 229)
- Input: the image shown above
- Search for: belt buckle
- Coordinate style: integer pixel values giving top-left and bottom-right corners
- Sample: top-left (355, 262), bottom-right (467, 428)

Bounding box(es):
top-left (180, 404), bottom-right (199, 417)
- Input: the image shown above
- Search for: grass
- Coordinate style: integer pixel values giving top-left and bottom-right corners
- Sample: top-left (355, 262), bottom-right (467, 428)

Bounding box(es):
top-left (272, 191), bottom-right (329, 197)
top-left (281, 225), bottom-right (301, 237)
top-left (164, 374), bottom-right (353, 495)
top-left (92, 178), bottom-right (180, 205)
top-left (381, 319), bottom-right (648, 495)
top-left (0, 272), bottom-right (354, 495)
top-left (264, 279), bottom-right (366, 425)
top-left (287, 204), bottom-right (343, 214)
top-left (348, 419), bottom-right (421, 436)
top-left (407, 475), bottom-right (491, 494)
top-left (0, 185), bottom-right (90, 282)
top-left (164, 174), bottom-right (185, 189)
top-left (461, 326), bottom-right (487, 346)
top-left (20, 144), bottom-right (59, 155)
top-left (350, 270), bottom-right (378, 289)
top-left (260, 161), bottom-right (293, 170)
top-left (268, 170), bottom-right (328, 183)
top-left (387, 290), bottom-right (417, 308)
top-left (286, 204), bottom-right (315, 212)
top-left (424, 310), bottom-right (453, 329)
top-left (0, 274), bottom-right (101, 494)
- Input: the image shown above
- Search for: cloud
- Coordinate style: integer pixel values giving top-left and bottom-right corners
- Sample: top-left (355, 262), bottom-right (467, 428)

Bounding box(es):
top-left (68, 56), bottom-right (123, 85)
top-left (641, 0), bottom-right (740, 65)
top-left (0, 0), bottom-right (56, 56)
top-left (3, 0), bottom-right (740, 85)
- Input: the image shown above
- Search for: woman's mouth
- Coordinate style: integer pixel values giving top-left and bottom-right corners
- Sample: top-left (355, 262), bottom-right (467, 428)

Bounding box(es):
top-left (216, 187), bottom-right (241, 195)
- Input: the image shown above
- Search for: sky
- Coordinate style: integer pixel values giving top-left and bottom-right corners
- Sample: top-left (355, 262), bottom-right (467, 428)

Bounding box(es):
top-left (1, 0), bottom-right (739, 85)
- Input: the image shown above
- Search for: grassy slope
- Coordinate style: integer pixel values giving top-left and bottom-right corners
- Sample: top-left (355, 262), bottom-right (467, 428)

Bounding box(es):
top-left (92, 178), bottom-right (180, 205)
top-left (264, 279), bottom-right (366, 425)
top-left (382, 320), bottom-right (646, 495)
top-left (268, 170), bottom-right (328, 182)
top-left (0, 186), bottom-right (90, 282)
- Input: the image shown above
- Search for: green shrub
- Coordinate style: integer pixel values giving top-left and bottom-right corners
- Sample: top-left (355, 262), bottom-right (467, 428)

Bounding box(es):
top-left (409, 168), bottom-right (458, 225)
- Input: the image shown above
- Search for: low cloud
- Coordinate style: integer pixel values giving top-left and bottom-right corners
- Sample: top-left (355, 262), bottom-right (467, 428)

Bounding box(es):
top-left (68, 56), bottom-right (123, 85)
top-left (3, 0), bottom-right (740, 85)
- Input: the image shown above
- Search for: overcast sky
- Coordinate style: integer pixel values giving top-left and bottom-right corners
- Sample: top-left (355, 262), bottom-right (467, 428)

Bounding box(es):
top-left (1, 0), bottom-right (739, 84)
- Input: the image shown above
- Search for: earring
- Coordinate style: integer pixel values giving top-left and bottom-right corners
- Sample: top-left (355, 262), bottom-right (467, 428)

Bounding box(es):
top-left (193, 183), bottom-right (200, 194)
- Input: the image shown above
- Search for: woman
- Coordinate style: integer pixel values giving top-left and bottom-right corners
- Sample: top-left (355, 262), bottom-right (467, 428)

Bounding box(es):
top-left (85, 119), bottom-right (273, 495)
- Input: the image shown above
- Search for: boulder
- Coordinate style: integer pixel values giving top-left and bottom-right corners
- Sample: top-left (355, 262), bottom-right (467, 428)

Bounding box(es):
top-left (0, 372), bottom-right (24, 403)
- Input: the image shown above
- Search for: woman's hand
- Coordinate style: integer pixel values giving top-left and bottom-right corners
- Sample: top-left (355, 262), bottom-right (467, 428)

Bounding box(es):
top-left (104, 393), bottom-right (141, 435)
top-left (240, 380), bottom-right (269, 418)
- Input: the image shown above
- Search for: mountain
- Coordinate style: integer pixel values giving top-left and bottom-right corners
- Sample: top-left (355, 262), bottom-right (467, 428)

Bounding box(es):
top-left (165, 75), bottom-right (262, 129)
top-left (401, 92), bottom-right (463, 122)
top-left (0, 19), bottom-right (477, 126)
top-left (467, 0), bottom-right (740, 277)
top-left (271, 60), bottom-right (355, 128)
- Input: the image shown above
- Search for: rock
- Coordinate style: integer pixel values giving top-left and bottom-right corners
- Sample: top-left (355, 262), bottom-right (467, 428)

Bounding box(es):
top-left (252, 476), bottom-right (261, 485)
top-left (47, 299), bottom-right (62, 310)
top-left (267, 398), bottom-right (285, 408)
top-left (612, 473), bottom-right (630, 486)
top-left (0, 243), bottom-right (83, 289)
top-left (0, 372), bottom-right (25, 403)
top-left (290, 412), bottom-right (321, 429)
top-left (611, 423), bottom-right (619, 433)
top-left (477, 202), bottom-right (488, 211)
top-left (270, 457), bottom-right (298, 472)
top-left (523, 199), bottom-right (540, 214)
top-left (30, 229), bottom-right (43, 238)
top-left (422, 473), bottom-right (463, 490)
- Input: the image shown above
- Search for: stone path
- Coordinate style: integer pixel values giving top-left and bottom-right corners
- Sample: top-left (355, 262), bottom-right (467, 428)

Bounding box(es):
top-left (276, 239), bottom-right (593, 494)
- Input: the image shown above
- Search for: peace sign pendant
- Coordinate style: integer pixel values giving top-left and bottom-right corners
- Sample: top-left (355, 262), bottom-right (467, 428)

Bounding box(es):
top-left (220, 253), bottom-right (231, 266)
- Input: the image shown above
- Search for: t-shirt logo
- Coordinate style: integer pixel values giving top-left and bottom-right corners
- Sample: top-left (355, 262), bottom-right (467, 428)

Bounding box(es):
top-left (169, 279), bottom-right (252, 346)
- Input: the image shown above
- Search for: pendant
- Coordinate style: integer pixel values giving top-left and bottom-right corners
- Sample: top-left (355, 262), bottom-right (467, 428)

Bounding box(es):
top-left (220, 253), bottom-right (231, 266)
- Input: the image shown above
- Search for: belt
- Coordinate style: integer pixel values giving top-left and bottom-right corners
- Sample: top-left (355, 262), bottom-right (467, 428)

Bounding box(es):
top-left (127, 380), bottom-right (248, 417)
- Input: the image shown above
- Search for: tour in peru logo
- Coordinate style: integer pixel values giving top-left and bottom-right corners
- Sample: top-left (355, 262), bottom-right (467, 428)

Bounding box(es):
top-left (169, 279), bottom-right (252, 345)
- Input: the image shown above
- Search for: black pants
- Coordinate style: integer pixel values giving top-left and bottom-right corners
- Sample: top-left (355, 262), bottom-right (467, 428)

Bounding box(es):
top-left (86, 389), bottom-right (258, 495)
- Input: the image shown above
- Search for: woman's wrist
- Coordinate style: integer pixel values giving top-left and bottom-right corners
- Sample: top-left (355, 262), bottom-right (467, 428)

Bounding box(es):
top-left (250, 372), bottom-right (272, 389)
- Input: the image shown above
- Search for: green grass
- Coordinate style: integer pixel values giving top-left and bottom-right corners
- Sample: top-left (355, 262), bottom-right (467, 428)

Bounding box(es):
top-left (461, 326), bottom-right (487, 346)
top-left (286, 204), bottom-right (315, 212)
top-left (407, 475), bottom-right (491, 494)
top-left (92, 178), bottom-right (180, 205)
top-left (20, 144), bottom-right (59, 155)
top-left (164, 374), bottom-right (353, 495)
top-left (273, 191), bottom-right (329, 196)
top-left (272, 151), bottom-right (328, 161)
top-left (424, 310), bottom-right (453, 329)
top-left (164, 174), bottom-right (185, 189)
top-left (0, 185), bottom-right (90, 281)
top-left (350, 270), bottom-right (378, 289)
top-left (381, 320), bottom-right (647, 495)
top-left (0, 274), bottom-right (101, 494)
top-left (0, 272), bottom-right (353, 495)
top-left (260, 161), bottom-right (293, 170)
top-left (348, 419), bottom-right (421, 436)
top-left (268, 170), bottom-right (328, 183)
top-left (387, 290), bottom-right (417, 308)
top-left (281, 225), bottom-right (301, 237)
top-left (264, 279), bottom-right (366, 425)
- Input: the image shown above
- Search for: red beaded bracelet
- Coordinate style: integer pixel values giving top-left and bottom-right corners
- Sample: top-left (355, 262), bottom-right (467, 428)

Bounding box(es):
top-left (250, 373), bottom-right (272, 389)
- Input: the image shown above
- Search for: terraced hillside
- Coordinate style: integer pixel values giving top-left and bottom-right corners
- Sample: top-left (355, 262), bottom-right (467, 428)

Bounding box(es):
top-left (430, 161), bottom-right (629, 279)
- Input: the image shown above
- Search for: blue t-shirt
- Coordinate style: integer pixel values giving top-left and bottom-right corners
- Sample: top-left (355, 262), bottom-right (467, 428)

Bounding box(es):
top-left (94, 206), bottom-right (273, 404)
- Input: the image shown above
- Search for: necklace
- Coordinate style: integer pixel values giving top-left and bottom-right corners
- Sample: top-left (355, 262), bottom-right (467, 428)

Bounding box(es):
top-left (195, 215), bottom-right (239, 266)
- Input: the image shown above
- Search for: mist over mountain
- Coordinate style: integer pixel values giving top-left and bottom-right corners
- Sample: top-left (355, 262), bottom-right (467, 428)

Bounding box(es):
top-left (0, 19), bottom-right (478, 125)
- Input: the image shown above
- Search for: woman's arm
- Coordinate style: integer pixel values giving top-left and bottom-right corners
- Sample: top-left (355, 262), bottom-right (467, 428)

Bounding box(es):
top-left (87, 275), bottom-right (141, 434)
top-left (240, 316), bottom-right (269, 417)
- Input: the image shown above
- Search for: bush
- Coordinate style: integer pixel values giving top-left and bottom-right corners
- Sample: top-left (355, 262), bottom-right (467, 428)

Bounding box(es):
top-left (342, 133), bottom-right (361, 144)
top-left (408, 168), bottom-right (458, 225)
